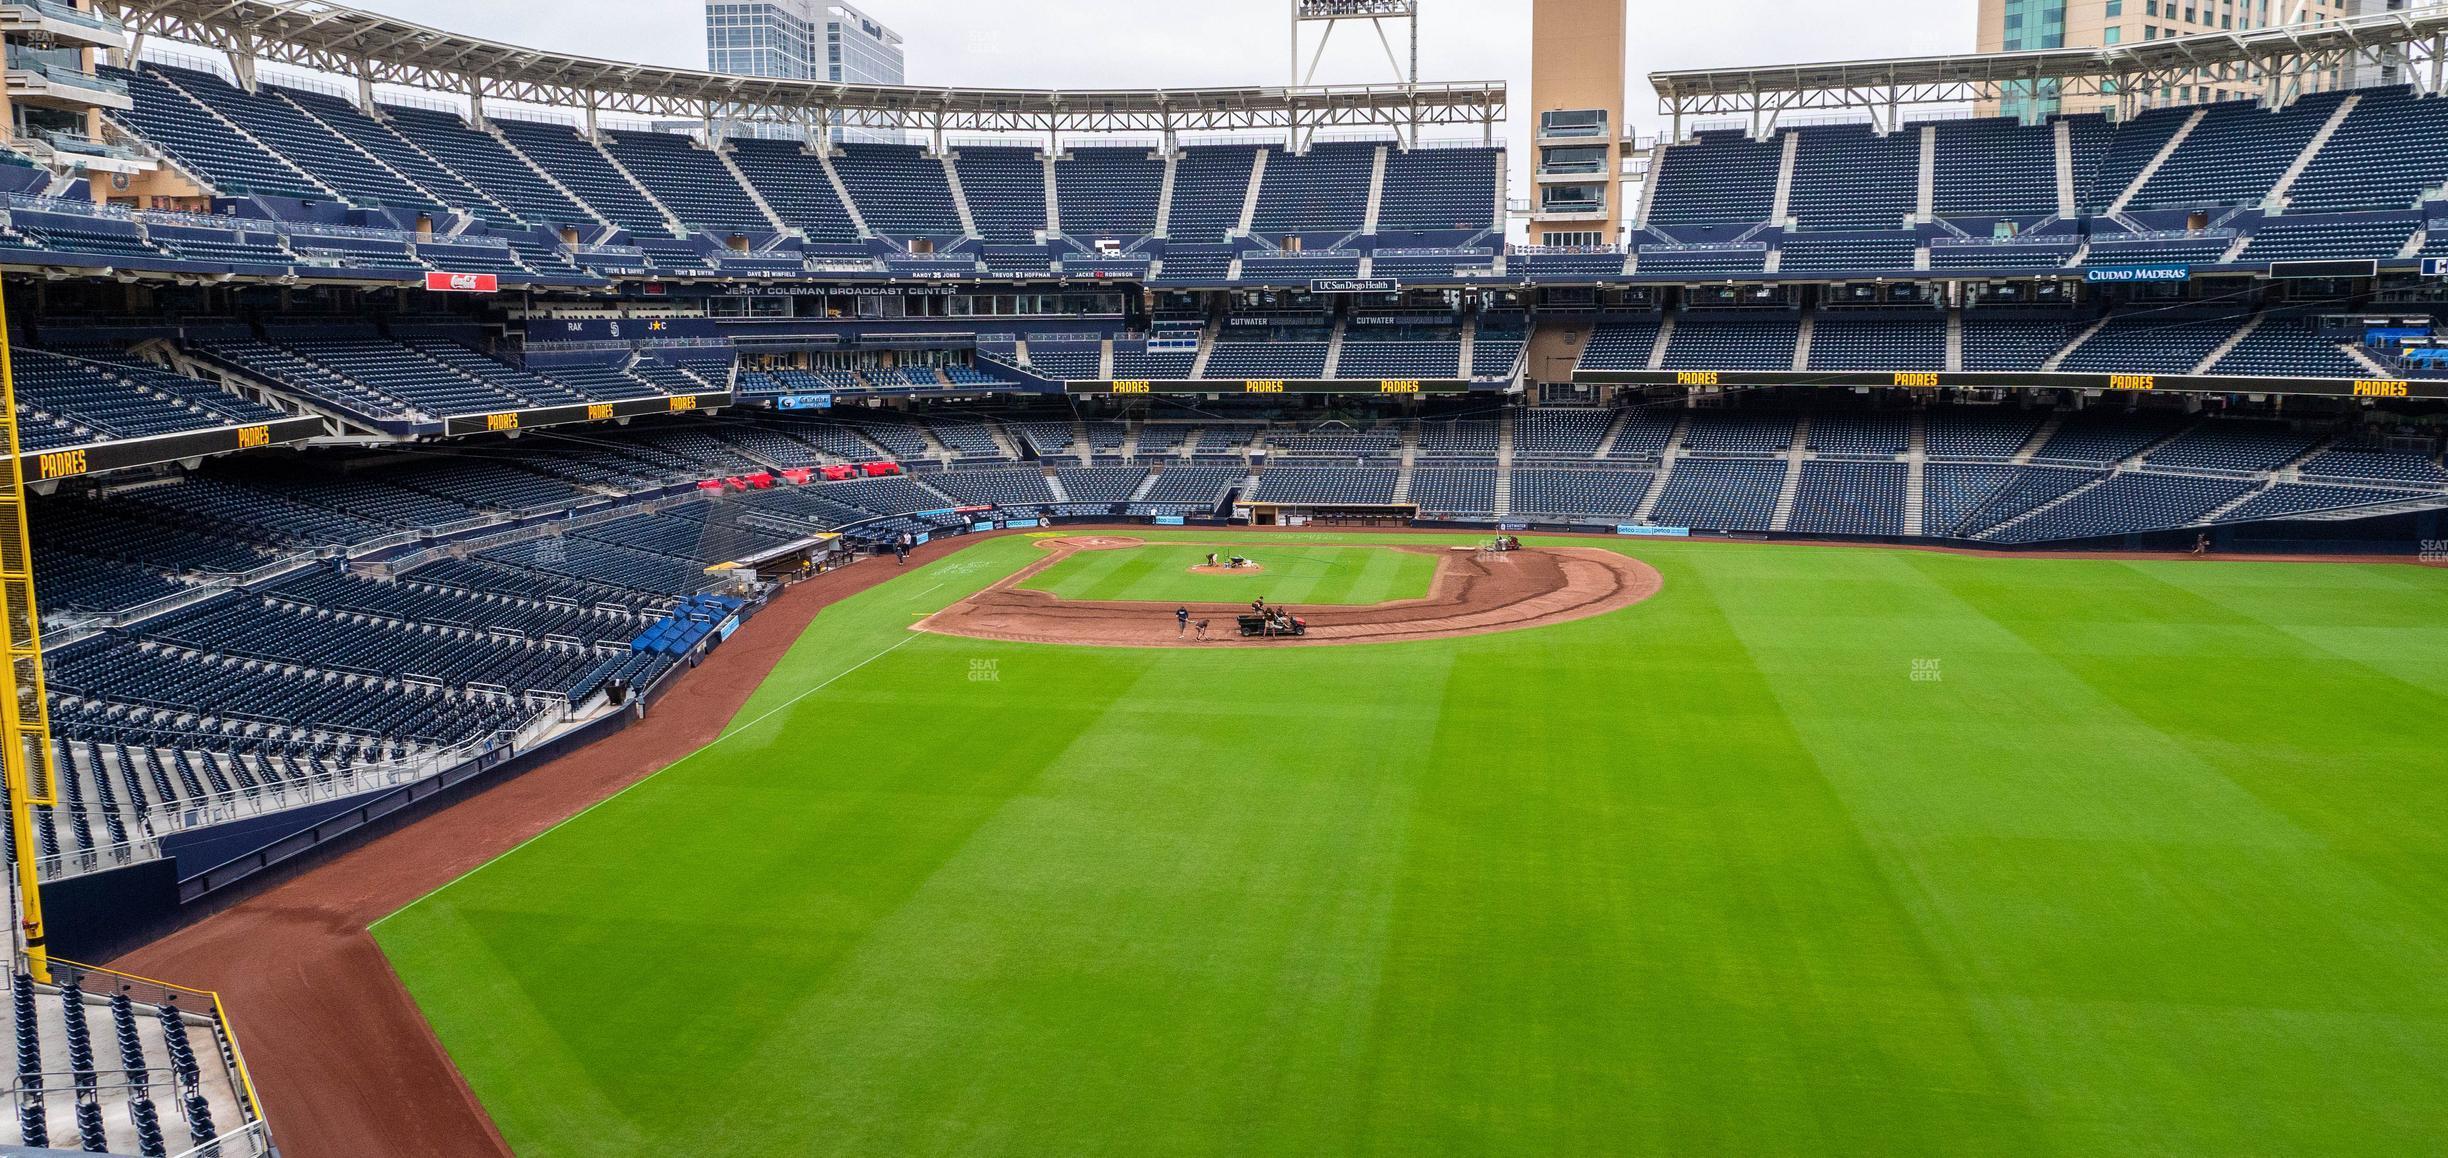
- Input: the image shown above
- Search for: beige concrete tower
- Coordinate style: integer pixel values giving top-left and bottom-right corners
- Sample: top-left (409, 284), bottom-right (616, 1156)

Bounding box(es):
top-left (1528, 0), bottom-right (1626, 246)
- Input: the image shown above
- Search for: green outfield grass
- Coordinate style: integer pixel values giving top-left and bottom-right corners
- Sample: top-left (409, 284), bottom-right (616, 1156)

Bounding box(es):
top-left (375, 531), bottom-right (2448, 1157)
top-left (1016, 541), bottom-right (1439, 605)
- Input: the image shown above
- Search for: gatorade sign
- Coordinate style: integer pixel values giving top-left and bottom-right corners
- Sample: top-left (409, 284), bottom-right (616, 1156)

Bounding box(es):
top-left (424, 271), bottom-right (500, 293)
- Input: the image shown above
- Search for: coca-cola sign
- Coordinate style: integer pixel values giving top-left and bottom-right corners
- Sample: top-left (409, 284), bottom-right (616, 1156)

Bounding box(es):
top-left (424, 271), bottom-right (500, 293)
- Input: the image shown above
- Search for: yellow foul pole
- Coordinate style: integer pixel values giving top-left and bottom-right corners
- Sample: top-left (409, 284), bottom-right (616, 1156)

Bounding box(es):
top-left (0, 285), bottom-right (59, 983)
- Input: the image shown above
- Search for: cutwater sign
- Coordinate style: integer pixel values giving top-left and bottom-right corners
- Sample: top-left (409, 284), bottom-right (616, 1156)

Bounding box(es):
top-left (1617, 525), bottom-right (1691, 538)
top-left (776, 394), bottom-right (833, 411)
top-left (2084, 263), bottom-right (2191, 284)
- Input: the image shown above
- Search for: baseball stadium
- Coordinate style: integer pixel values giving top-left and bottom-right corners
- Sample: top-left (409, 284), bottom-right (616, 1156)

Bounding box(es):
top-left (0, 0), bottom-right (2439, 1153)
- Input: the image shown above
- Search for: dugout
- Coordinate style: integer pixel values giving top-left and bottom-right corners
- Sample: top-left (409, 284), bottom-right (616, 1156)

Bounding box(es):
top-left (1238, 502), bottom-right (1418, 527)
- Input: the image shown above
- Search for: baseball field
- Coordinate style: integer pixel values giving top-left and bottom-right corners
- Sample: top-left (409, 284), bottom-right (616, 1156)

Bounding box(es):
top-left (373, 530), bottom-right (2448, 1156)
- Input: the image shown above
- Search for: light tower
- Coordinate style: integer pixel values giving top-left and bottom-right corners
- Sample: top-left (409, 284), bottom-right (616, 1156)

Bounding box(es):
top-left (1289, 0), bottom-right (1422, 146)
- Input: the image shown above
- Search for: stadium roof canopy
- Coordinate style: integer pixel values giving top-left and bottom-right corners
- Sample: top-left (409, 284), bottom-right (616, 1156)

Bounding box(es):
top-left (1650, 6), bottom-right (2448, 133)
top-left (95, 0), bottom-right (1505, 140)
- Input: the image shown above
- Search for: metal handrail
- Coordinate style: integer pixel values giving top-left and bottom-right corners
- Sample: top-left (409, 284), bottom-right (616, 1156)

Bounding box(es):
top-left (3, 0), bottom-right (121, 31)
top-left (3, 47), bottom-right (126, 94)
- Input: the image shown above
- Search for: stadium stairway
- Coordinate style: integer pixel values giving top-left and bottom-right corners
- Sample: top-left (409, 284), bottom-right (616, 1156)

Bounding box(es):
top-left (1494, 412), bottom-right (1516, 516)
top-left (1904, 413), bottom-right (1929, 536)
top-left (716, 146), bottom-right (793, 235)
top-left (1768, 416), bottom-right (1812, 531)
top-left (486, 125), bottom-right (616, 231)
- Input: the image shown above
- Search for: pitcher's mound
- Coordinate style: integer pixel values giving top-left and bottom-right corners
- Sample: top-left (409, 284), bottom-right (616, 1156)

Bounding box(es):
top-left (1188, 563), bottom-right (1265, 575)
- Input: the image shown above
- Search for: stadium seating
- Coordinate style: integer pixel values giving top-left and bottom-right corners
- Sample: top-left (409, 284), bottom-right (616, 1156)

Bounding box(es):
top-left (1251, 142), bottom-right (1373, 236)
top-left (955, 147), bottom-right (1049, 243)
top-left (2235, 214), bottom-right (2417, 263)
top-left (11, 349), bottom-right (284, 444)
top-left (1248, 467), bottom-right (1397, 504)
top-left (1777, 233), bottom-right (1916, 274)
top-left (1512, 468), bottom-right (1652, 518)
top-left (1962, 314), bottom-right (2081, 371)
top-left (1787, 125), bottom-right (1918, 230)
top-left (1786, 460), bottom-right (1908, 536)
top-left (2209, 320), bottom-right (2368, 377)
top-left (2032, 411), bottom-right (2189, 465)
top-left (277, 87), bottom-right (518, 227)
top-left (1633, 244), bottom-right (1766, 276)
top-left (2057, 314), bottom-right (2246, 375)
top-left (154, 66), bottom-right (441, 216)
top-left (1575, 317), bottom-right (1664, 371)
top-left (384, 105), bottom-right (595, 226)
top-left (2078, 106), bottom-right (2191, 211)
top-left (1203, 340), bottom-right (1330, 380)
top-left (1409, 468), bottom-right (1496, 515)
top-left (2286, 88), bottom-right (2448, 213)
top-left (1925, 410), bottom-right (2046, 459)
top-left (1934, 117), bottom-right (2060, 218)
top-left (727, 138), bottom-right (862, 241)
top-left (1140, 465), bottom-right (1243, 506)
top-left (494, 118), bottom-right (672, 234)
top-left (105, 66), bottom-right (324, 201)
top-left (1922, 462), bottom-right (2024, 536)
top-left (1681, 411), bottom-right (1797, 455)
top-left (1648, 459), bottom-right (1785, 530)
top-left (601, 130), bottom-right (770, 235)
top-left (1660, 314), bottom-right (1799, 370)
top-left (1515, 409), bottom-right (1615, 458)
top-left (2142, 420), bottom-right (2322, 473)
top-left (1055, 147), bottom-right (1165, 239)
top-left (1338, 336), bottom-right (1464, 379)
top-left (834, 143), bottom-right (965, 238)
top-left (1646, 130), bottom-right (1780, 227)
top-left (1416, 419), bottom-right (1499, 458)
top-left (1808, 314), bottom-right (1944, 370)
top-left (2125, 94), bottom-right (2345, 212)
top-left (1377, 146), bottom-right (1500, 231)
top-left (1166, 146), bottom-right (1260, 243)
top-left (1987, 473), bottom-right (2254, 544)
top-left (1055, 467), bottom-right (1149, 503)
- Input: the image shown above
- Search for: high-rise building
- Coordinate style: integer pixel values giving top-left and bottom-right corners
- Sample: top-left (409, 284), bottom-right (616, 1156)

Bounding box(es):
top-left (1977, 0), bottom-right (2366, 120)
top-left (706, 0), bottom-right (905, 139)
top-left (1527, 0), bottom-right (1627, 246)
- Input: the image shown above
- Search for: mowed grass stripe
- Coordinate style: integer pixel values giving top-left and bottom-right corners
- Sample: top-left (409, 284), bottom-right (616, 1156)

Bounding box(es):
top-left (377, 533), bottom-right (2448, 1157)
top-left (1355, 561), bottom-right (2038, 1154)
top-left (700, 651), bottom-right (1461, 1154)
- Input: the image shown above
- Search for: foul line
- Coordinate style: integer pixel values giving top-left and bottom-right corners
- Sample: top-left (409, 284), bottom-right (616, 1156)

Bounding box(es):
top-left (370, 631), bottom-right (922, 927)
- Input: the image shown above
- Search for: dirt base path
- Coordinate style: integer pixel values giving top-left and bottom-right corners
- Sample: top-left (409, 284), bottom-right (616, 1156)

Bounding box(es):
top-left (917, 536), bottom-right (1664, 648)
top-left (105, 533), bottom-right (992, 1158)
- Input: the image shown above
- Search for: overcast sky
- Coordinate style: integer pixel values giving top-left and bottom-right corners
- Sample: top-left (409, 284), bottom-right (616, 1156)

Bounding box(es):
top-left (339, 0), bottom-right (1976, 143)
